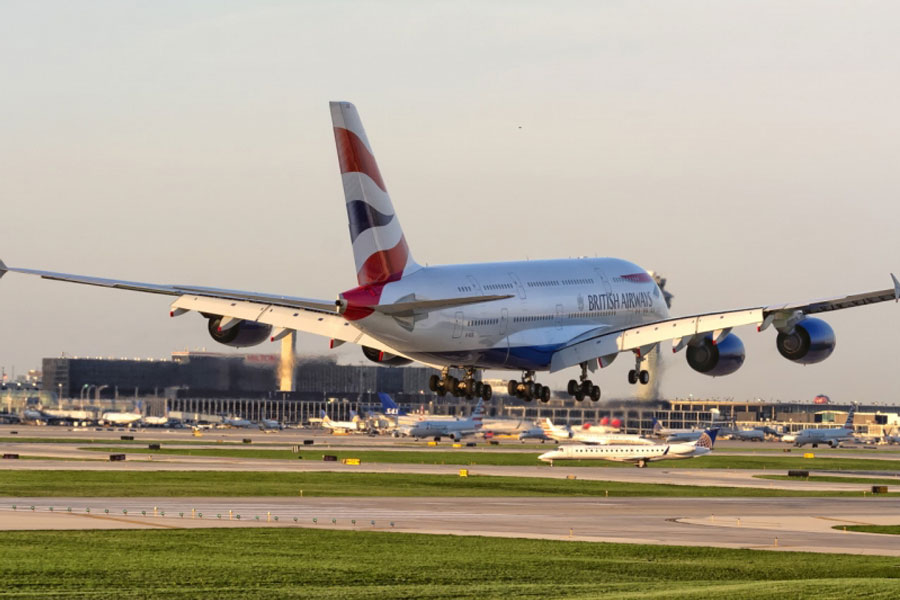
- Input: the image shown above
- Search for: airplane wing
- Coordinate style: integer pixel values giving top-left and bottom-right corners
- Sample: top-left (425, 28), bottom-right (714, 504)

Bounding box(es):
top-left (549, 274), bottom-right (900, 373)
top-left (0, 260), bottom-right (446, 366)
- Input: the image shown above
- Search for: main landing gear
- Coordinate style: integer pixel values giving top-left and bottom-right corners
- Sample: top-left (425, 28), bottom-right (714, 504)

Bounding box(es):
top-left (627, 351), bottom-right (651, 386)
top-left (566, 362), bottom-right (601, 402)
top-left (429, 368), bottom-right (492, 401)
top-left (507, 371), bottom-right (551, 402)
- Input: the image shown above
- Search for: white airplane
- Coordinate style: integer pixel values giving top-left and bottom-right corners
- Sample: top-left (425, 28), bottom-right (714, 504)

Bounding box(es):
top-left (321, 410), bottom-right (366, 433)
top-left (538, 428), bottom-right (719, 468)
top-left (785, 405), bottom-right (857, 448)
top-left (408, 400), bottom-right (484, 441)
top-left (101, 410), bottom-right (142, 425)
top-left (541, 418), bottom-right (656, 445)
top-left (222, 416), bottom-right (252, 428)
top-left (2, 101), bottom-right (899, 403)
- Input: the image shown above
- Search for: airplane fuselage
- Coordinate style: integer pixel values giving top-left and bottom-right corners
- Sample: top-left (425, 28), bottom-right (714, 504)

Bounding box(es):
top-left (348, 257), bottom-right (669, 370)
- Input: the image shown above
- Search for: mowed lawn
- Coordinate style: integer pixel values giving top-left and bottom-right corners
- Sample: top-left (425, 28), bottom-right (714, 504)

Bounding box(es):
top-left (0, 470), bottom-right (895, 498)
top-left (0, 528), bottom-right (898, 600)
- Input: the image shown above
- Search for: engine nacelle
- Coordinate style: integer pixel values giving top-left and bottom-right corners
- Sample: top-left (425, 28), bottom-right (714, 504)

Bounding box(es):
top-left (776, 317), bottom-right (836, 364)
top-left (686, 333), bottom-right (745, 377)
top-left (207, 317), bottom-right (272, 348)
top-left (361, 345), bottom-right (412, 366)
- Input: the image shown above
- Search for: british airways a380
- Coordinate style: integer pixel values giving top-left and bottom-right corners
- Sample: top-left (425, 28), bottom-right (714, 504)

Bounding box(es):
top-left (2, 102), bottom-right (898, 403)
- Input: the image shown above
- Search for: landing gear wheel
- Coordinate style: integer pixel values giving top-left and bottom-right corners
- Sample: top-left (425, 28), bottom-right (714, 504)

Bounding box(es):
top-left (581, 380), bottom-right (593, 395)
top-left (523, 382), bottom-right (535, 400)
top-left (449, 377), bottom-right (460, 397)
top-left (567, 380), bottom-right (579, 396)
top-left (574, 390), bottom-right (585, 402)
top-left (437, 386), bottom-right (447, 397)
top-left (589, 385), bottom-right (601, 402)
top-left (507, 380), bottom-right (518, 396)
top-left (627, 370), bottom-right (638, 385)
top-left (482, 384), bottom-right (493, 401)
top-left (474, 381), bottom-right (484, 397)
top-left (428, 374), bottom-right (440, 392)
top-left (540, 385), bottom-right (551, 403)
top-left (639, 370), bottom-right (650, 385)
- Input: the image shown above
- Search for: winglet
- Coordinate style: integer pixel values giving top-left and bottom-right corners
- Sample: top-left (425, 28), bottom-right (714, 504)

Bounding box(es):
top-left (892, 273), bottom-right (899, 302)
top-left (0, 259), bottom-right (7, 280)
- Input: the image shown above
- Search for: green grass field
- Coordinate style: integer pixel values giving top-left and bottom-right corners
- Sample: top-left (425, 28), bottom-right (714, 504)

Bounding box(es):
top-left (0, 470), bottom-right (894, 498)
top-left (758, 475), bottom-right (900, 485)
top-left (0, 528), bottom-right (897, 599)
top-left (835, 525), bottom-right (900, 535)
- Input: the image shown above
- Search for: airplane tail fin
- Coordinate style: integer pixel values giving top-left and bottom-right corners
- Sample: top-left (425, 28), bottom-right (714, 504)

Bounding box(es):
top-left (541, 418), bottom-right (555, 437)
top-left (844, 404), bottom-right (857, 429)
top-left (378, 392), bottom-right (407, 416)
top-left (695, 428), bottom-right (719, 449)
top-left (320, 410), bottom-right (331, 424)
top-left (651, 418), bottom-right (663, 436)
top-left (471, 399), bottom-right (485, 423)
top-left (330, 101), bottom-right (420, 286)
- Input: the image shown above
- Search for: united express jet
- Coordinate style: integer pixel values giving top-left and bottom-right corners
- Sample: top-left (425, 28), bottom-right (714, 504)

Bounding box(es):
top-left (2, 102), bottom-right (899, 403)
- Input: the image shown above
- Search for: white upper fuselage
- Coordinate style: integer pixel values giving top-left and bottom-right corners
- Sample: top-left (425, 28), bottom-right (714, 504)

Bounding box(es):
top-left (350, 257), bottom-right (668, 371)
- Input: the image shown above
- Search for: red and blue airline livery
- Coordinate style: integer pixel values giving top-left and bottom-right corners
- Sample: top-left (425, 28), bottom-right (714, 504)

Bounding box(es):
top-left (2, 102), bottom-right (898, 403)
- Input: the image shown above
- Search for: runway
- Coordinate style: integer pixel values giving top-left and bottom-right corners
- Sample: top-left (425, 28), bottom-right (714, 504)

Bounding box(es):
top-left (2, 496), bottom-right (898, 555)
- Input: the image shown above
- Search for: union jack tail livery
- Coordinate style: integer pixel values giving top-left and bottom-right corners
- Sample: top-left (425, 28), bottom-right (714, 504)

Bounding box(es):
top-left (331, 101), bottom-right (419, 285)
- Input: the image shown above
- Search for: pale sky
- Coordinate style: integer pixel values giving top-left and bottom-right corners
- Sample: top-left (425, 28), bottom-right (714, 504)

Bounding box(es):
top-left (2, 1), bottom-right (899, 403)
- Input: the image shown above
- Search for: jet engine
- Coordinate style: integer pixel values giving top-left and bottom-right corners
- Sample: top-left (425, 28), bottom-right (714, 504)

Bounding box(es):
top-left (686, 333), bottom-right (745, 377)
top-left (361, 345), bottom-right (412, 366)
top-left (207, 317), bottom-right (272, 348)
top-left (776, 317), bottom-right (836, 364)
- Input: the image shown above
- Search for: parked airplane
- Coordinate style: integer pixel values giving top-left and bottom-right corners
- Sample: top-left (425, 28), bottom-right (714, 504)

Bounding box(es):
top-left (2, 102), bottom-right (898, 404)
top-left (222, 416), bottom-right (252, 428)
top-left (786, 405), bottom-right (857, 448)
top-left (321, 410), bottom-right (366, 433)
top-left (538, 428), bottom-right (719, 468)
top-left (720, 421), bottom-right (766, 442)
top-left (518, 426), bottom-right (552, 442)
top-left (884, 429), bottom-right (900, 445)
top-left (408, 400), bottom-right (484, 441)
top-left (101, 408), bottom-right (142, 426)
top-left (541, 418), bottom-right (655, 445)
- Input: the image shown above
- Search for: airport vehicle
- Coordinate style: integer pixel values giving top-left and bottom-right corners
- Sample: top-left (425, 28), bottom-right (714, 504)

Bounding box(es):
top-left (2, 102), bottom-right (898, 404)
top-left (538, 428), bottom-right (719, 468)
top-left (787, 405), bottom-right (857, 448)
top-left (408, 400), bottom-right (484, 441)
top-left (541, 418), bottom-right (655, 445)
top-left (321, 410), bottom-right (366, 433)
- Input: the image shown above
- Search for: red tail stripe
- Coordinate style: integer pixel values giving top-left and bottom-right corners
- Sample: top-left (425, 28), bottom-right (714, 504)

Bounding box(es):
top-left (357, 236), bottom-right (409, 286)
top-left (334, 127), bottom-right (386, 192)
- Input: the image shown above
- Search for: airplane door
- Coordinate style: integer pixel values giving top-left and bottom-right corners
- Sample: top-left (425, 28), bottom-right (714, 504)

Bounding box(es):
top-left (499, 308), bottom-right (508, 335)
top-left (508, 273), bottom-right (526, 299)
top-left (452, 311), bottom-right (464, 339)
top-left (595, 268), bottom-right (613, 295)
top-left (466, 276), bottom-right (483, 295)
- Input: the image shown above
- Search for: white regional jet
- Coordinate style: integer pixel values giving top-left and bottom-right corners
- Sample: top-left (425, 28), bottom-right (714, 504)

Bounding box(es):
top-left (1, 102), bottom-right (899, 403)
top-left (538, 428), bottom-right (719, 468)
top-left (541, 418), bottom-right (655, 445)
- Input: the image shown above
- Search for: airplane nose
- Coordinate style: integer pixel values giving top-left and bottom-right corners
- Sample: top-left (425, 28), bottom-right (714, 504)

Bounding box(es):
top-left (537, 451), bottom-right (554, 462)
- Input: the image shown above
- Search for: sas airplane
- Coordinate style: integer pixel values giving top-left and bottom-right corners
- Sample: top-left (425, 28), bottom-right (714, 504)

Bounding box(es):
top-left (538, 428), bottom-right (719, 468)
top-left (1, 102), bottom-right (899, 403)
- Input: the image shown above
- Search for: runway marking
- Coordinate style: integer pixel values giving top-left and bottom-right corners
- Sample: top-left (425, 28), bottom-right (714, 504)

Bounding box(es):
top-left (67, 512), bottom-right (183, 529)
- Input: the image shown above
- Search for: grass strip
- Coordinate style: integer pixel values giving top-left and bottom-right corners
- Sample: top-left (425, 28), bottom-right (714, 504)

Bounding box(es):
top-left (757, 475), bottom-right (900, 485)
top-left (0, 470), bottom-right (896, 498)
top-left (0, 528), bottom-right (898, 599)
top-left (833, 525), bottom-right (900, 535)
